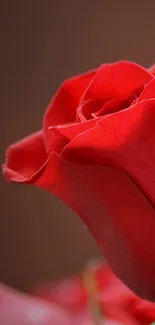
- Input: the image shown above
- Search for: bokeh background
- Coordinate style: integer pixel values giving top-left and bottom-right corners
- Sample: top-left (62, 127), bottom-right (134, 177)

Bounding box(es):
top-left (0, 1), bottom-right (155, 292)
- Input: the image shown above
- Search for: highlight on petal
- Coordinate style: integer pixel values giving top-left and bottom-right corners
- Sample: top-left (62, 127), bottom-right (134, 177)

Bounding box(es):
top-left (148, 63), bottom-right (155, 76)
top-left (43, 69), bottom-right (96, 149)
top-left (80, 61), bottom-right (153, 104)
top-left (137, 78), bottom-right (155, 102)
top-left (2, 131), bottom-right (48, 183)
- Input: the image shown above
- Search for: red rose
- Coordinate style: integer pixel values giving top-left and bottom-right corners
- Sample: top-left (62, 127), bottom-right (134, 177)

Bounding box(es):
top-left (3, 61), bottom-right (155, 300)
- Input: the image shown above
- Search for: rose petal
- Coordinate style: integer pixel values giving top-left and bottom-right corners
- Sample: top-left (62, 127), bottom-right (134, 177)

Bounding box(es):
top-left (76, 99), bottom-right (104, 122)
top-left (43, 70), bottom-right (96, 151)
top-left (47, 117), bottom-right (102, 153)
top-left (80, 61), bottom-right (153, 104)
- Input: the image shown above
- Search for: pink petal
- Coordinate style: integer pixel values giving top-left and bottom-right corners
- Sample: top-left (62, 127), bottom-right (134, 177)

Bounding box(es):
top-left (0, 284), bottom-right (72, 325)
top-left (32, 276), bottom-right (86, 313)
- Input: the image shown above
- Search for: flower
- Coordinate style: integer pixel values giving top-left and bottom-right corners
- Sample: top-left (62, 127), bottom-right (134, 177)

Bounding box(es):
top-left (3, 61), bottom-right (155, 300)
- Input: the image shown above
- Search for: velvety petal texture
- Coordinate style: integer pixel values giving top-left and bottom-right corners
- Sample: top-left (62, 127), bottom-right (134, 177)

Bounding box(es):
top-left (3, 60), bottom-right (155, 301)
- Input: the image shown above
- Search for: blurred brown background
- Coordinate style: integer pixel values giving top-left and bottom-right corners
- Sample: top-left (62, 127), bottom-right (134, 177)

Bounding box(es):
top-left (0, 1), bottom-right (155, 292)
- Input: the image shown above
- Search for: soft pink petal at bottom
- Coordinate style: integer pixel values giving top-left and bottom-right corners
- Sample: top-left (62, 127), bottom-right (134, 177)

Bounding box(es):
top-left (32, 276), bottom-right (86, 313)
top-left (0, 284), bottom-right (72, 325)
top-left (73, 313), bottom-right (124, 325)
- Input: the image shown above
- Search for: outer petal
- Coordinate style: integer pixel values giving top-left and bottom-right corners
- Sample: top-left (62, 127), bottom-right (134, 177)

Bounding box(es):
top-left (2, 130), bottom-right (68, 183)
top-left (43, 69), bottom-right (96, 151)
top-left (3, 131), bottom-right (48, 183)
top-left (80, 61), bottom-right (153, 104)
top-left (3, 141), bottom-right (155, 301)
